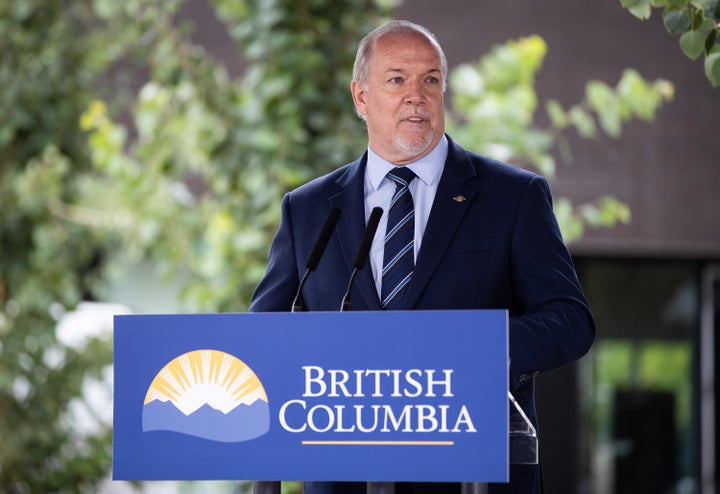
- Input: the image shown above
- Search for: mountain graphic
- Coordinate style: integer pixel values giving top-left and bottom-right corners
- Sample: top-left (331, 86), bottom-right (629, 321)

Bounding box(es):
top-left (142, 399), bottom-right (270, 442)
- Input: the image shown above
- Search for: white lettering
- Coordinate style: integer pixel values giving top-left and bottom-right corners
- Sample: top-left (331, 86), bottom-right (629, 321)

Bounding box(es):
top-left (303, 366), bottom-right (326, 397)
top-left (328, 369), bottom-right (351, 397)
top-left (452, 405), bottom-right (477, 432)
top-left (334, 405), bottom-right (355, 432)
top-left (390, 369), bottom-right (402, 397)
top-left (278, 399), bottom-right (306, 432)
top-left (300, 367), bottom-right (456, 398)
top-left (355, 404), bottom-right (381, 433)
top-left (416, 405), bottom-right (437, 432)
top-left (279, 401), bottom-right (478, 434)
top-left (438, 404), bottom-right (450, 432)
top-left (426, 369), bottom-right (454, 397)
top-left (381, 404), bottom-right (414, 432)
top-left (353, 369), bottom-right (365, 397)
top-left (364, 369), bottom-right (391, 396)
top-left (282, 366), bottom-right (475, 436)
top-left (307, 404), bottom-right (334, 432)
top-left (404, 369), bottom-right (423, 397)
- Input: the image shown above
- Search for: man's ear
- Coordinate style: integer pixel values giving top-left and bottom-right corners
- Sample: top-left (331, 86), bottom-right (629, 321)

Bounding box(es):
top-left (350, 81), bottom-right (367, 117)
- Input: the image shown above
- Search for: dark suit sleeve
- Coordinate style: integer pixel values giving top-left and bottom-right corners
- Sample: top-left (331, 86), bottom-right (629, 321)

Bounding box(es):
top-left (248, 193), bottom-right (300, 312)
top-left (508, 176), bottom-right (595, 390)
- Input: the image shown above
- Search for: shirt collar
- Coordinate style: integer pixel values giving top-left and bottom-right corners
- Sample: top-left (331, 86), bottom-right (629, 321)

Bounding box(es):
top-left (366, 134), bottom-right (448, 191)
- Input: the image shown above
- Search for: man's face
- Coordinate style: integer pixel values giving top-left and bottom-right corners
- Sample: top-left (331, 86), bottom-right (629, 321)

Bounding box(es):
top-left (351, 33), bottom-right (445, 165)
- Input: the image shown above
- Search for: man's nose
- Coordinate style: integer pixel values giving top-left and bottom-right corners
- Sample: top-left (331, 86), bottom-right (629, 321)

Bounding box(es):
top-left (404, 79), bottom-right (426, 104)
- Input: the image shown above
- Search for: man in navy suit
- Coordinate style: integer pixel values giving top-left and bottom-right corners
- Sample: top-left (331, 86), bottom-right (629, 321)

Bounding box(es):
top-left (250, 19), bottom-right (594, 494)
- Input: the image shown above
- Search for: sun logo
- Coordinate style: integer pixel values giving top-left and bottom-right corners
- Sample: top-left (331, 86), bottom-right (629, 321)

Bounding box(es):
top-left (142, 349), bottom-right (270, 442)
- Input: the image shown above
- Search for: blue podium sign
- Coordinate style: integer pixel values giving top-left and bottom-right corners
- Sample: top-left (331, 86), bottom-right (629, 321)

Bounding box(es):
top-left (113, 310), bottom-right (508, 482)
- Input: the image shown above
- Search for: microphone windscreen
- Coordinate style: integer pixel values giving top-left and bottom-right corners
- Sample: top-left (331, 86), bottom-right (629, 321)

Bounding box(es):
top-left (353, 207), bottom-right (383, 269)
top-left (306, 207), bottom-right (342, 271)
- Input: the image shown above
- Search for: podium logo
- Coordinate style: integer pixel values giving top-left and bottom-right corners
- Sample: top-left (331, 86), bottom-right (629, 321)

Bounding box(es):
top-left (142, 349), bottom-right (269, 442)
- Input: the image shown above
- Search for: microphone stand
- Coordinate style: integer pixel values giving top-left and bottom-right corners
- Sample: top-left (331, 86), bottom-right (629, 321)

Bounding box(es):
top-left (255, 208), bottom-right (341, 494)
top-left (290, 207), bottom-right (342, 312)
top-left (340, 207), bottom-right (383, 311)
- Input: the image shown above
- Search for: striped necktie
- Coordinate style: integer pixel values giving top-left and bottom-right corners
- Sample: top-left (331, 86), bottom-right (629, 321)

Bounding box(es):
top-left (381, 167), bottom-right (416, 310)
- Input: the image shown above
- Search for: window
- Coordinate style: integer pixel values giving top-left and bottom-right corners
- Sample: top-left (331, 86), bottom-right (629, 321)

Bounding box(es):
top-left (578, 260), bottom-right (702, 494)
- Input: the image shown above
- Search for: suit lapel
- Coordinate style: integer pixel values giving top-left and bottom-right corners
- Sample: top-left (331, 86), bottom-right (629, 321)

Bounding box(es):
top-left (328, 153), bottom-right (382, 310)
top-left (403, 141), bottom-right (478, 309)
top-left (325, 141), bottom-right (479, 311)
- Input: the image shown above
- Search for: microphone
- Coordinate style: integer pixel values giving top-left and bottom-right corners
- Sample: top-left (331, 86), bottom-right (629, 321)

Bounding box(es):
top-left (340, 207), bottom-right (383, 311)
top-left (291, 207), bottom-right (342, 312)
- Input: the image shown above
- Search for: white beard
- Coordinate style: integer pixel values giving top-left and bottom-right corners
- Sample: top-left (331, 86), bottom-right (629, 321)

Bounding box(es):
top-left (393, 130), bottom-right (434, 156)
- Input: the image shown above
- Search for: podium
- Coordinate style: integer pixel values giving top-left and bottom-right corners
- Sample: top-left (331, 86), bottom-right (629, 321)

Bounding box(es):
top-left (113, 310), bottom-right (511, 486)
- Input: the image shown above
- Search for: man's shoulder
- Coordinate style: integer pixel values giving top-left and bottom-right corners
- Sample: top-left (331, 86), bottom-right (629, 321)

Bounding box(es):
top-left (290, 157), bottom-right (363, 199)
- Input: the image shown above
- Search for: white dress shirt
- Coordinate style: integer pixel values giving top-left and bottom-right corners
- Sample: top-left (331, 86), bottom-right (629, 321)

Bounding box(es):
top-left (364, 135), bottom-right (448, 297)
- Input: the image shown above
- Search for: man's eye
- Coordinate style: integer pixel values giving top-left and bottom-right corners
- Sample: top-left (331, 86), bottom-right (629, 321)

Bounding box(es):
top-left (426, 76), bottom-right (440, 85)
top-left (389, 77), bottom-right (404, 84)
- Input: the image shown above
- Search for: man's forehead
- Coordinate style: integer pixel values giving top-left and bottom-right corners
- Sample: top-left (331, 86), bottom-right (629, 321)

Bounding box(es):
top-left (375, 31), bottom-right (438, 53)
top-left (373, 33), bottom-right (441, 68)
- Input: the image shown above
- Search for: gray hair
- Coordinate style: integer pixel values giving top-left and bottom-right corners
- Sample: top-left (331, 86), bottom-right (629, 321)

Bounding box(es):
top-left (352, 20), bottom-right (448, 92)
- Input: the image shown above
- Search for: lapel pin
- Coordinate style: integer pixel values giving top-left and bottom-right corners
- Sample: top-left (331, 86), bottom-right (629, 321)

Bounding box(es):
top-left (452, 195), bottom-right (467, 203)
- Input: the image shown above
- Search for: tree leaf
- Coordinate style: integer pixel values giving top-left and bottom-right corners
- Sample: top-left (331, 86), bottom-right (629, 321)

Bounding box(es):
top-left (704, 51), bottom-right (720, 86)
top-left (587, 81), bottom-right (621, 137)
top-left (630, 3), bottom-right (653, 19)
top-left (691, 0), bottom-right (718, 15)
top-left (621, 0), bottom-right (653, 19)
top-left (664, 11), bottom-right (691, 35)
top-left (680, 29), bottom-right (709, 58)
top-left (620, 0), bottom-right (645, 8)
top-left (546, 99), bottom-right (568, 128)
top-left (705, 28), bottom-right (718, 52)
top-left (690, 7), bottom-right (706, 29)
top-left (680, 18), bottom-right (717, 58)
top-left (553, 197), bottom-right (585, 243)
top-left (568, 106), bottom-right (598, 138)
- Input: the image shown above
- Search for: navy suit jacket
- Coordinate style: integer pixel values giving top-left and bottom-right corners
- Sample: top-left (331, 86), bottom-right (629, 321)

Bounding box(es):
top-left (250, 136), bottom-right (595, 493)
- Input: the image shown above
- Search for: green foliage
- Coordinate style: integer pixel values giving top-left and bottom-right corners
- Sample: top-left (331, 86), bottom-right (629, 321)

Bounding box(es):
top-left (73, 0), bottom-right (397, 313)
top-left (448, 36), bottom-right (553, 175)
top-left (447, 36), bottom-right (672, 242)
top-left (0, 1), bottom-right (122, 491)
top-left (620, 0), bottom-right (720, 86)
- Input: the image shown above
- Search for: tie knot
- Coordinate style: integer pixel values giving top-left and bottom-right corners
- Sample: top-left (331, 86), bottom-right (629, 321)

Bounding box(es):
top-left (387, 167), bottom-right (416, 187)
